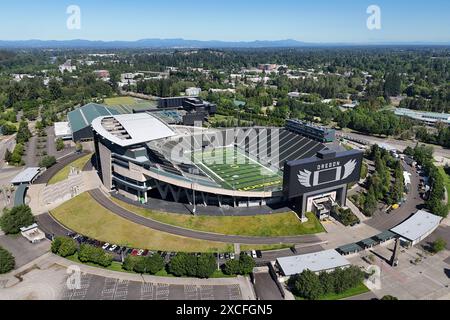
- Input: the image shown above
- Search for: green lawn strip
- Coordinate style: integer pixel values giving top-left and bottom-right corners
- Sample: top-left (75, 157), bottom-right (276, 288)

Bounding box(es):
top-left (48, 153), bottom-right (93, 185)
top-left (295, 283), bottom-right (370, 301)
top-left (66, 253), bottom-right (235, 278)
top-left (438, 167), bottom-right (450, 210)
top-left (111, 199), bottom-right (325, 237)
top-left (51, 193), bottom-right (234, 253)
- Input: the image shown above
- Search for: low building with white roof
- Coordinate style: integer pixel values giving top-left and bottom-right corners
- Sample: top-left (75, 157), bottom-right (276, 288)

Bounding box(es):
top-left (391, 210), bottom-right (442, 246)
top-left (275, 249), bottom-right (351, 281)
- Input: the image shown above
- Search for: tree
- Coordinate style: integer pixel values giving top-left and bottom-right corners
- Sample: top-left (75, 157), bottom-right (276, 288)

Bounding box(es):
top-left (39, 155), bottom-right (56, 168)
top-left (431, 238), bottom-right (447, 253)
top-left (0, 246), bottom-right (15, 274)
top-left (238, 253), bottom-right (256, 275)
top-left (75, 142), bottom-right (83, 153)
top-left (123, 255), bottom-right (139, 272)
top-left (56, 138), bottom-right (65, 151)
top-left (196, 254), bottom-right (216, 278)
top-left (78, 244), bottom-right (113, 267)
top-left (319, 271), bottom-right (335, 295)
top-left (381, 295), bottom-right (398, 300)
top-left (4, 149), bottom-right (12, 163)
top-left (51, 237), bottom-right (77, 257)
top-left (168, 253), bottom-right (197, 277)
top-left (135, 254), bottom-right (165, 275)
top-left (294, 270), bottom-right (323, 300)
top-left (223, 259), bottom-right (240, 276)
top-left (0, 205), bottom-right (35, 234)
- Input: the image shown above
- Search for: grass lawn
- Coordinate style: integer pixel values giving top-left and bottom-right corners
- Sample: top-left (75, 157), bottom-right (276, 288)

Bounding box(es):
top-left (294, 283), bottom-right (370, 301)
top-left (51, 193), bottom-right (294, 252)
top-left (51, 193), bottom-right (233, 253)
top-left (112, 198), bottom-right (325, 237)
top-left (438, 166), bottom-right (450, 210)
top-left (48, 153), bottom-right (93, 185)
top-left (104, 96), bottom-right (137, 106)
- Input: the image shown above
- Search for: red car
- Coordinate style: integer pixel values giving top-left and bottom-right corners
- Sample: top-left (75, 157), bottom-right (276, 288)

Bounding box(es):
top-left (131, 249), bottom-right (139, 256)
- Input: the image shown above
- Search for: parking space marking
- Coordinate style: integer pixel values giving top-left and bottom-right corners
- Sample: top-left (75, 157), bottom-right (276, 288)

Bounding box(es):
top-left (155, 283), bottom-right (170, 300)
top-left (0, 280), bottom-right (8, 289)
top-left (184, 284), bottom-right (199, 300)
top-left (114, 280), bottom-right (130, 300)
top-left (227, 284), bottom-right (242, 300)
top-left (140, 282), bottom-right (154, 300)
top-left (200, 285), bottom-right (215, 300)
top-left (62, 274), bottom-right (92, 300)
top-left (100, 278), bottom-right (118, 300)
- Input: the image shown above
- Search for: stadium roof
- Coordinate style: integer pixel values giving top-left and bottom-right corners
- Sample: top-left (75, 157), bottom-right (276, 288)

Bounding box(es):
top-left (391, 210), bottom-right (442, 243)
top-left (68, 103), bottom-right (120, 133)
top-left (92, 113), bottom-right (176, 147)
top-left (11, 167), bottom-right (41, 185)
top-left (276, 249), bottom-right (350, 276)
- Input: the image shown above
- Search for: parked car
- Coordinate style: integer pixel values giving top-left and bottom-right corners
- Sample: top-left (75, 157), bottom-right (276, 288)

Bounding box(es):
top-left (137, 249), bottom-right (145, 256)
top-left (109, 244), bottom-right (118, 252)
top-left (142, 250), bottom-right (149, 256)
top-left (219, 253), bottom-right (225, 260)
top-left (251, 250), bottom-right (257, 259)
top-left (224, 253), bottom-right (230, 259)
top-left (131, 249), bottom-right (139, 256)
top-left (230, 253), bottom-right (235, 260)
top-left (102, 243), bottom-right (110, 250)
top-left (255, 250), bottom-right (262, 259)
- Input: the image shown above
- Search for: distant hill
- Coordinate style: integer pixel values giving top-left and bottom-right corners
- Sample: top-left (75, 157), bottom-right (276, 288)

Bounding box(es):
top-left (0, 38), bottom-right (313, 49)
top-left (0, 39), bottom-right (448, 49)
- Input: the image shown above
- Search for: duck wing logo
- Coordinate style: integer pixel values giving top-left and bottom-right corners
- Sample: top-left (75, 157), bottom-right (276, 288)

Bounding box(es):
top-left (342, 159), bottom-right (357, 180)
top-left (297, 170), bottom-right (312, 188)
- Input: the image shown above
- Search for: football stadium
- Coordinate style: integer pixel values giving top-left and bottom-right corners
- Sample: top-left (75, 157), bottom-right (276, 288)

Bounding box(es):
top-left (92, 112), bottom-right (363, 218)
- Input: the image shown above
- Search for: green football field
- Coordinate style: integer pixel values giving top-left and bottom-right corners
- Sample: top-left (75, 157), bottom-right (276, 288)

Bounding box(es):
top-left (192, 147), bottom-right (282, 192)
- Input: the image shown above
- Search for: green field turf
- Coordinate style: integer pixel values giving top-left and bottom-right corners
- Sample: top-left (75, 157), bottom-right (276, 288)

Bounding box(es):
top-left (192, 147), bottom-right (282, 192)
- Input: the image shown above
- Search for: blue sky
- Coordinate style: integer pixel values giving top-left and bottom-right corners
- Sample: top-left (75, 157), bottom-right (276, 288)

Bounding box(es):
top-left (0, 0), bottom-right (449, 42)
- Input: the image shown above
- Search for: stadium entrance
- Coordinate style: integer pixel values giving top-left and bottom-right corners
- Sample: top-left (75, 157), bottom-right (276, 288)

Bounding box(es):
top-left (283, 149), bottom-right (364, 221)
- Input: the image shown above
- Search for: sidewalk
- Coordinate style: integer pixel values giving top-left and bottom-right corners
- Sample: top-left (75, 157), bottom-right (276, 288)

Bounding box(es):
top-left (346, 198), bottom-right (369, 222)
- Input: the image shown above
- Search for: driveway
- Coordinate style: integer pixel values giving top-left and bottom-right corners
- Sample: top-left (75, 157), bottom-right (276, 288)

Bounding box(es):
top-left (0, 235), bottom-right (50, 269)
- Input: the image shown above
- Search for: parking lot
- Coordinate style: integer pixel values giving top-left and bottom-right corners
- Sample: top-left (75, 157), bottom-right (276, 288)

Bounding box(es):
top-left (0, 235), bottom-right (50, 268)
top-left (61, 273), bottom-right (243, 300)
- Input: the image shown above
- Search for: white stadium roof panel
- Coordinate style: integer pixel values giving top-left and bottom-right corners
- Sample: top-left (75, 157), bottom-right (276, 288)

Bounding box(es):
top-left (92, 113), bottom-right (176, 147)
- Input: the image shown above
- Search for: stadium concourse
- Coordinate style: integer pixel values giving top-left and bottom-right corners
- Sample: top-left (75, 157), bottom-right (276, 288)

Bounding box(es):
top-left (91, 111), bottom-right (363, 219)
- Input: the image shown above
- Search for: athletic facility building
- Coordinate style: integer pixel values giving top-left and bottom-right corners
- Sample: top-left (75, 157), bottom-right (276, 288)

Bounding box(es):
top-left (92, 112), bottom-right (363, 217)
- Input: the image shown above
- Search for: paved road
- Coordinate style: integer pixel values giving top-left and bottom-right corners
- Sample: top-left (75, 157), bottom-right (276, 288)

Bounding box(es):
top-left (337, 130), bottom-right (450, 163)
top-left (0, 135), bottom-right (16, 168)
top-left (89, 189), bottom-right (323, 245)
top-left (34, 151), bottom-right (89, 185)
top-left (24, 135), bottom-right (38, 167)
top-left (365, 160), bottom-right (424, 231)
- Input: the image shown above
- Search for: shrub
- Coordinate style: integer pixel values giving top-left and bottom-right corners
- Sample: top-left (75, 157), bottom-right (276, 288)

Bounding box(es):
top-left (381, 295), bottom-right (398, 300)
top-left (0, 246), bottom-right (15, 274)
top-left (56, 138), bottom-right (65, 151)
top-left (51, 237), bottom-right (78, 257)
top-left (196, 253), bottom-right (217, 278)
top-left (78, 244), bottom-right (113, 267)
top-left (168, 253), bottom-right (197, 277)
top-left (134, 254), bottom-right (165, 275)
top-left (294, 270), bottom-right (323, 300)
top-left (39, 155), bottom-right (56, 169)
top-left (223, 254), bottom-right (255, 276)
top-left (0, 205), bottom-right (35, 234)
top-left (431, 238), bottom-right (447, 253)
top-left (122, 255), bottom-right (139, 272)
top-left (223, 259), bottom-right (240, 276)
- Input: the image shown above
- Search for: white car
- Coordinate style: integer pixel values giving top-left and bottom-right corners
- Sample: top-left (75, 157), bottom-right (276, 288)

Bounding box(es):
top-left (102, 243), bottom-right (110, 250)
top-left (109, 245), bottom-right (118, 252)
top-left (230, 253), bottom-right (235, 260)
top-left (251, 250), bottom-right (257, 259)
top-left (137, 249), bottom-right (145, 256)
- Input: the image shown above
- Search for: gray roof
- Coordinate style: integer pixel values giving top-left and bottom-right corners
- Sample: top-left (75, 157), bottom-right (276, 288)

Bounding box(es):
top-left (391, 210), bottom-right (442, 242)
top-left (276, 249), bottom-right (350, 276)
top-left (14, 184), bottom-right (28, 206)
top-left (11, 167), bottom-right (41, 185)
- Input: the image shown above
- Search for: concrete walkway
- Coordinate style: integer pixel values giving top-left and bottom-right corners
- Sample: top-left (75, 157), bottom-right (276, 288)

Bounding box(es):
top-left (346, 198), bottom-right (369, 222)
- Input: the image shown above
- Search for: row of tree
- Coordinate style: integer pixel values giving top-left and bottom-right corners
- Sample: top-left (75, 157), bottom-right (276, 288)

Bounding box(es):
top-left (290, 266), bottom-right (366, 300)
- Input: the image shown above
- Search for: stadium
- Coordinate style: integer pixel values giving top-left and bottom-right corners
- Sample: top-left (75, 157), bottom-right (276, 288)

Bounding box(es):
top-left (92, 113), bottom-right (363, 219)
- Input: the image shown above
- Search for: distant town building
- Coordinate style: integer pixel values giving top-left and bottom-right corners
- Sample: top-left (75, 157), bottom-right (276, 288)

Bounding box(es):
top-left (286, 119), bottom-right (336, 143)
top-left (185, 87), bottom-right (202, 96)
top-left (94, 70), bottom-right (110, 79)
top-left (59, 60), bottom-right (76, 73)
top-left (395, 108), bottom-right (450, 125)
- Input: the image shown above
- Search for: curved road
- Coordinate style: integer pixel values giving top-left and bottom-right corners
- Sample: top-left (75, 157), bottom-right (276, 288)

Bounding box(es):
top-left (88, 189), bottom-right (323, 245)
